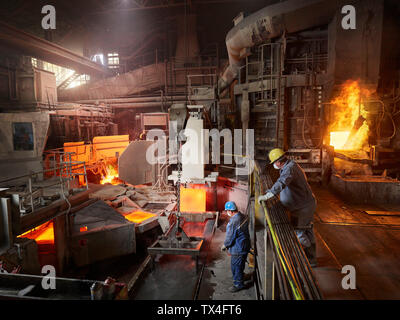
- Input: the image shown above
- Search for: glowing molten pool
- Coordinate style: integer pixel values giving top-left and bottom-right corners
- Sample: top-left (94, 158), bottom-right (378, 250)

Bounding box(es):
top-left (123, 211), bottom-right (156, 224)
top-left (328, 80), bottom-right (371, 150)
top-left (180, 187), bottom-right (206, 213)
top-left (18, 221), bottom-right (54, 245)
top-left (330, 131), bottom-right (350, 150)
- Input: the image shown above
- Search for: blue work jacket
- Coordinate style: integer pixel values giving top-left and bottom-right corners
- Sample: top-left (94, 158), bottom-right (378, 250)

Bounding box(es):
top-left (224, 212), bottom-right (250, 255)
top-left (269, 160), bottom-right (316, 211)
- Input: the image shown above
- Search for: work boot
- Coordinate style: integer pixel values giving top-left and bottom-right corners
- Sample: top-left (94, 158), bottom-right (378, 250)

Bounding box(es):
top-left (229, 286), bottom-right (243, 293)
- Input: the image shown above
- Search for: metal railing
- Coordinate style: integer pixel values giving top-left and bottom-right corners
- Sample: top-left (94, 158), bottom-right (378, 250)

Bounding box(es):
top-left (253, 161), bottom-right (322, 300)
top-left (44, 150), bottom-right (89, 189)
top-left (0, 151), bottom-right (88, 215)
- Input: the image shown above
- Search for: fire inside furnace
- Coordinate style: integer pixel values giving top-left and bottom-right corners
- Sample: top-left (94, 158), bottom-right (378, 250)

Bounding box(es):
top-left (100, 164), bottom-right (121, 185)
top-left (18, 221), bottom-right (54, 245)
top-left (329, 80), bottom-right (371, 150)
top-left (179, 187), bottom-right (206, 213)
top-left (329, 131), bottom-right (350, 150)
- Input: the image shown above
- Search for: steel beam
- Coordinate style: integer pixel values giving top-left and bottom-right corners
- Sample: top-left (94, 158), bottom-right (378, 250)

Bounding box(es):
top-left (0, 22), bottom-right (110, 76)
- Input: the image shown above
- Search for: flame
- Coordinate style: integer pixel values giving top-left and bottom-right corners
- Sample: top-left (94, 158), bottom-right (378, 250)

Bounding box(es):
top-left (18, 221), bottom-right (54, 245)
top-left (123, 211), bottom-right (156, 224)
top-left (179, 187), bottom-right (206, 213)
top-left (329, 80), bottom-right (371, 150)
top-left (100, 164), bottom-right (121, 185)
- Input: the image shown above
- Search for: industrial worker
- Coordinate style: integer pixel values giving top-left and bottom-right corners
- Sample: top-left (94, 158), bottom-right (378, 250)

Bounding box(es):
top-left (221, 201), bottom-right (251, 293)
top-left (258, 148), bottom-right (317, 267)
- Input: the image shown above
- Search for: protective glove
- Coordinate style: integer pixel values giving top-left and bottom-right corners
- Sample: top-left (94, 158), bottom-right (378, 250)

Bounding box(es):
top-left (220, 245), bottom-right (227, 252)
top-left (257, 192), bottom-right (274, 204)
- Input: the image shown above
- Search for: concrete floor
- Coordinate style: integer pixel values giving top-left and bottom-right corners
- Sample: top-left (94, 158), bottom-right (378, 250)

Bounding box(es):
top-left (197, 222), bottom-right (255, 300)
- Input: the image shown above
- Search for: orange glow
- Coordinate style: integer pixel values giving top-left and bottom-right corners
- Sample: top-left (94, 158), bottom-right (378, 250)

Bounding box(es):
top-left (123, 211), bottom-right (156, 224)
top-left (330, 131), bottom-right (350, 150)
top-left (18, 221), bottom-right (54, 245)
top-left (329, 80), bottom-right (371, 150)
top-left (100, 164), bottom-right (121, 185)
top-left (80, 226), bottom-right (88, 232)
top-left (180, 187), bottom-right (206, 213)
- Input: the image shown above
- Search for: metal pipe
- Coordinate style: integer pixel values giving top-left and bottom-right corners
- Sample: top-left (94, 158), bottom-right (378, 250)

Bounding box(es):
top-left (73, 95), bottom-right (186, 105)
top-left (219, 0), bottom-right (351, 92)
top-left (111, 102), bottom-right (174, 109)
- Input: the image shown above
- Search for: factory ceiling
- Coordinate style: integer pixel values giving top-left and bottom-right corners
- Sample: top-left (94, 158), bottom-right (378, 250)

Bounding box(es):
top-left (0, 0), bottom-right (275, 60)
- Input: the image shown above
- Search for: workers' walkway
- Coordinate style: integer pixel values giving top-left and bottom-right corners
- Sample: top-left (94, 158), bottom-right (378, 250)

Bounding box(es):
top-left (312, 186), bottom-right (400, 299)
top-left (197, 218), bottom-right (255, 300)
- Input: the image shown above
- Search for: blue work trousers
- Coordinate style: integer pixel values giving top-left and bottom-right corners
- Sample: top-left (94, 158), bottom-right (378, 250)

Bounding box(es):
top-left (231, 254), bottom-right (247, 289)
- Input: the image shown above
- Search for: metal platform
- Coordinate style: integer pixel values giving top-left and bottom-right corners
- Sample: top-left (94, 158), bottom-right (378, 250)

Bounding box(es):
top-left (148, 236), bottom-right (203, 257)
top-left (147, 211), bottom-right (216, 271)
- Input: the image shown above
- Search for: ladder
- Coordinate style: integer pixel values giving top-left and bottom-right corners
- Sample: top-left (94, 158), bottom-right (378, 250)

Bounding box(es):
top-left (253, 43), bottom-right (285, 158)
top-left (57, 72), bottom-right (80, 90)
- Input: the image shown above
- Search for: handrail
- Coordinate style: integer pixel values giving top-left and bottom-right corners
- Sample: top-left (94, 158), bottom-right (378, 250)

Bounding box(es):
top-left (1, 151), bottom-right (89, 215)
top-left (0, 159), bottom-right (86, 184)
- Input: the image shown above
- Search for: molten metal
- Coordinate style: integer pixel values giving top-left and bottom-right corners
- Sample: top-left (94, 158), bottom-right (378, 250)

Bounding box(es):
top-left (330, 131), bottom-right (350, 150)
top-left (329, 80), bottom-right (371, 150)
top-left (123, 211), bottom-right (156, 224)
top-left (180, 187), bottom-right (206, 213)
top-left (18, 221), bottom-right (54, 245)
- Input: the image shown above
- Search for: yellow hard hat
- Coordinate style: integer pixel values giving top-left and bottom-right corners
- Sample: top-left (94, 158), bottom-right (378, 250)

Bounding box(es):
top-left (268, 148), bottom-right (286, 164)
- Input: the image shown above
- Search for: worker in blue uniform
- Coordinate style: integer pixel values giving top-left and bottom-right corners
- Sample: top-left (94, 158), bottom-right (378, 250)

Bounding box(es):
top-left (258, 148), bottom-right (317, 267)
top-left (221, 201), bottom-right (251, 292)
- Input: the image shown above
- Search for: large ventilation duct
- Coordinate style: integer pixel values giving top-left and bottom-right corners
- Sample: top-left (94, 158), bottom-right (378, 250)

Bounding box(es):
top-left (219, 0), bottom-right (352, 92)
